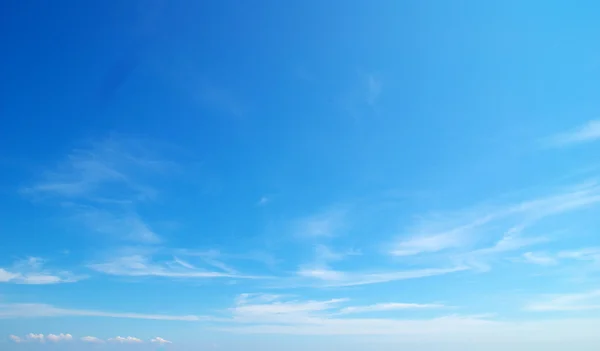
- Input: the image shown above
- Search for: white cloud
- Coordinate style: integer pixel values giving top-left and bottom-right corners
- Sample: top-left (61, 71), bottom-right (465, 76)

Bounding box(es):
top-left (293, 207), bottom-right (348, 238)
top-left (388, 181), bottom-right (600, 268)
top-left (558, 247), bottom-right (600, 262)
top-left (0, 257), bottom-right (83, 285)
top-left (26, 333), bottom-right (45, 342)
top-left (47, 333), bottom-right (72, 342)
top-left (151, 337), bottom-right (172, 344)
top-left (89, 254), bottom-right (261, 280)
top-left (522, 252), bottom-right (558, 265)
top-left (391, 233), bottom-right (464, 256)
top-left (526, 290), bottom-right (600, 312)
top-left (294, 266), bottom-right (467, 288)
top-left (9, 335), bottom-right (22, 343)
top-left (338, 302), bottom-right (445, 315)
top-left (81, 336), bottom-right (104, 343)
top-left (0, 302), bottom-right (202, 321)
top-left (546, 120), bottom-right (600, 146)
top-left (109, 336), bottom-right (143, 343)
top-left (216, 295), bottom-right (600, 343)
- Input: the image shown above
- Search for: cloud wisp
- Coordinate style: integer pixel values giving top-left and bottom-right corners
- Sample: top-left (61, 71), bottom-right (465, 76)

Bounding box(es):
top-left (88, 253), bottom-right (266, 280)
top-left (389, 181), bottom-right (600, 266)
top-left (526, 289), bottom-right (600, 312)
top-left (23, 136), bottom-right (178, 243)
top-left (545, 120), bottom-right (600, 146)
top-left (0, 257), bottom-right (83, 285)
top-left (212, 294), bottom-right (600, 342)
top-left (0, 302), bottom-right (202, 321)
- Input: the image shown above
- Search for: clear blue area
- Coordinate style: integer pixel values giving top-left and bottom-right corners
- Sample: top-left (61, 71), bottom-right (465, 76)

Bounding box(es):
top-left (1, 1), bottom-right (600, 350)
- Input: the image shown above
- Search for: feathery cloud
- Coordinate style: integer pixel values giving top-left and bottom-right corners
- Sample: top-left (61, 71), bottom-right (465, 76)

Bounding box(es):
top-left (522, 252), bottom-right (558, 265)
top-left (9, 335), bottom-right (22, 343)
top-left (89, 254), bottom-right (262, 280)
top-left (546, 120), bottom-right (600, 146)
top-left (0, 302), bottom-right (202, 321)
top-left (0, 257), bottom-right (83, 285)
top-left (338, 302), bottom-right (445, 315)
top-left (526, 290), bottom-right (600, 312)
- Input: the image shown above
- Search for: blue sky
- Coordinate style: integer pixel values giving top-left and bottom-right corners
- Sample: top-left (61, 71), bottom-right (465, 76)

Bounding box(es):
top-left (2, 0), bottom-right (600, 350)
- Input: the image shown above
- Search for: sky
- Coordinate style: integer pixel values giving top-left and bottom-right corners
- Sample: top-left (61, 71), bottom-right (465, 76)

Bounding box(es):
top-left (1, 0), bottom-right (600, 350)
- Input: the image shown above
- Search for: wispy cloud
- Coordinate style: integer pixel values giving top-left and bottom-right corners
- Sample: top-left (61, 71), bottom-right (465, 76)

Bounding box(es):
top-left (338, 302), bottom-right (445, 315)
top-left (257, 196), bottom-right (270, 206)
top-left (89, 254), bottom-right (263, 280)
top-left (24, 136), bottom-right (176, 243)
top-left (389, 181), bottom-right (600, 266)
top-left (526, 289), bottom-right (600, 312)
top-left (71, 205), bottom-right (160, 243)
top-left (0, 302), bottom-right (202, 321)
top-left (521, 252), bottom-right (558, 265)
top-left (293, 208), bottom-right (347, 238)
top-left (0, 257), bottom-right (83, 285)
top-left (215, 294), bottom-right (600, 342)
top-left (545, 120), bottom-right (600, 146)
top-left (293, 266), bottom-right (467, 288)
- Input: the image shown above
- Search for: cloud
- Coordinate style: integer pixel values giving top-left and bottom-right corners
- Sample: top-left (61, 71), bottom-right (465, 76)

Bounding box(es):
top-left (23, 136), bottom-right (176, 243)
top-left (26, 333), bottom-right (45, 342)
top-left (257, 196), bottom-right (270, 206)
top-left (0, 257), bottom-right (83, 285)
top-left (151, 337), bottom-right (172, 344)
top-left (526, 289), bottom-right (600, 312)
top-left (338, 302), bottom-right (445, 315)
top-left (366, 74), bottom-right (382, 106)
top-left (0, 302), bottom-right (202, 321)
top-left (293, 208), bottom-right (347, 238)
top-left (109, 336), bottom-right (143, 343)
top-left (9, 335), bottom-right (22, 343)
top-left (89, 254), bottom-right (262, 280)
top-left (545, 120), bottom-right (600, 146)
top-left (81, 336), bottom-right (105, 343)
top-left (390, 233), bottom-right (465, 256)
top-left (215, 295), bottom-right (600, 343)
top-left (389, 181), bottom-right (600, 265)
top-left (47, 333), bottom-right (73, 342)
top-left (291, 266), bottom-right (466, 288)
top-left (558, 247), bottom-right (600, 262)
top-left (522, 252), bottom-right (558, 265)
top-left (72, 206), bottom-right (160, 243)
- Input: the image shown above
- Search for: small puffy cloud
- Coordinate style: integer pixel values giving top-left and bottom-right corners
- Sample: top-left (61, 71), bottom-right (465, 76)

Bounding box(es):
top-left (109, 336), bottom-right (143, 343)
top-left (151, 337), bottom-right (172, 344)
top-left (26, 333), bottom-right (45, 342)
top-left (47, 333), bottom-right (73, 342)
top-left (9, 335), bottom-right (22, 343)
top-left (81, 336), bottom-right (105, 343)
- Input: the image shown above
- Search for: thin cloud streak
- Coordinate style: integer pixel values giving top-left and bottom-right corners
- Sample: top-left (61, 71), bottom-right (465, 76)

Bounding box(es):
top-left (89, 254), bottom-right (265, 280)
top-left (545, 120), bottom-right (600, 146)
top-left (0, 303), bottom-right (203, 321)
